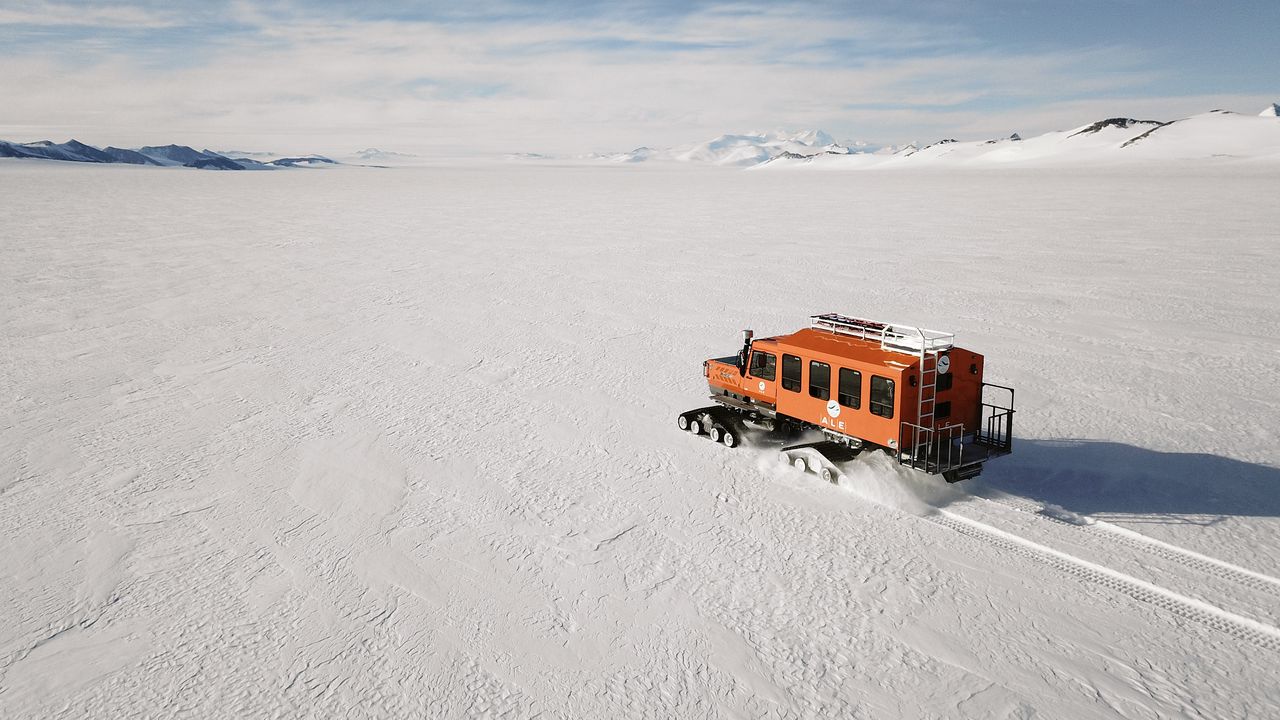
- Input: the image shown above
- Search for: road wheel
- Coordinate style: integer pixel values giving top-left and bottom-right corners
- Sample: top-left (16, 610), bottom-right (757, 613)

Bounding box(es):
top-left (792, 456), bottom-right (807, 473)
top-left (721, 429), bottom-right (738, 448)
top-left (689, 419), bottom-right (702, 435)
top-left (709, 426), bottom-right (723, 443)
top-left (678, 414), bottom-right (690, 431)
top-left (820, 467), bottom-right (835, 484)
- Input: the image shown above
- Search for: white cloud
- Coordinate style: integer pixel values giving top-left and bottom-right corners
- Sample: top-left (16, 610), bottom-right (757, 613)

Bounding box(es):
top-left (0, 1), bottom-right (178, 27)
top-left (0, 2), bottom-right (1265, 155)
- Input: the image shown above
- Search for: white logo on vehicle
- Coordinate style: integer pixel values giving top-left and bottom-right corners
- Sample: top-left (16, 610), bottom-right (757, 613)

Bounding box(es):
top-left (937, 354), bottom-right (951, 374)
top-left (826, 400), bottom-right (840, 417)
top-left (758, 381), bottom-right (766, 392)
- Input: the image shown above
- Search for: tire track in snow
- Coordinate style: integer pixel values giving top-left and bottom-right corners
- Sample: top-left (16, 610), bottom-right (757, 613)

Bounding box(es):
top-left (927, 510), bottom-right (1280, 653)
top-left (980, 492), bottom-right (1280, 598)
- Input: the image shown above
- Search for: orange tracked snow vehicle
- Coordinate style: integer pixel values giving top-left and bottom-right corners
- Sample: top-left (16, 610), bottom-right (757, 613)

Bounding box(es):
top-left (678, 313), bottom-right (1015, 483)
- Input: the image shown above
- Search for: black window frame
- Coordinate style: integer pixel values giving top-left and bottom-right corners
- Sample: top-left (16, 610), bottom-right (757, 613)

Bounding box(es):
top-left (781, 354), bottom-right (802, 393)
top-left (838, 368), bottom-right (862, 409)
top-left (936, 372), bottom-right (953, 392)
top-left (808, 360), bottom-right (831, 401)
top-left (870, 375), bottom-right (895, 418)
top-left (749, 351), bottom-right (776, 382)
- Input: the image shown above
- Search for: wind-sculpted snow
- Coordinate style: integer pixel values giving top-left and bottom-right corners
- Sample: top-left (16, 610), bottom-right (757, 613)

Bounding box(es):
top-left (2, 162), bottom-right (1279, 718)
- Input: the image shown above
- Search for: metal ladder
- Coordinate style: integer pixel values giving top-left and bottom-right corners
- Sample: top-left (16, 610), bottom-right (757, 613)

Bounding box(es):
top-left (917, 344), bottom-right (937, 432)
top-left (900, 332), bottom-right (937, 470)
top-left (898, 328), bottom-right (960, 474)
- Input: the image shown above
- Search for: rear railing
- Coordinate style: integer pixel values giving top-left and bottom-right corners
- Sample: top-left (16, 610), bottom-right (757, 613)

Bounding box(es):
top-left (897, 422), bottom-right (966, 475)
top-left (975, 383), bottom-right (1015, 451)
top-left (898, 382), bottom-right (1015, 476)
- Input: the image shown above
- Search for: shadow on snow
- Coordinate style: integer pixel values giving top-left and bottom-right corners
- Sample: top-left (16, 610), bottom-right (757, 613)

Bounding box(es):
top-left (977, 439), bottom-right (1280, 523)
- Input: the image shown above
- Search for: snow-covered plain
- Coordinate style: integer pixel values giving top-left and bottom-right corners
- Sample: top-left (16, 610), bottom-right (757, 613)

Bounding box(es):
top-left (2, 160), bottom-right (1279, 718)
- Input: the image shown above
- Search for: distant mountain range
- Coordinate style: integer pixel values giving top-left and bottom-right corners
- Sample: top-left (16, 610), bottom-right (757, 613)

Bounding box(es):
top-left (586, 129), bottom-right (860, 167)
top-left (8, 105), bottom-right (1279, 172)
top-left (0, 139), bottom-right (338, 170)
top-left (352, 148), bottom-right (418, 163)
top-left (548, 104), bottom-right (1280, 169)
top-left (753, 108), bottom-right (1280, 170)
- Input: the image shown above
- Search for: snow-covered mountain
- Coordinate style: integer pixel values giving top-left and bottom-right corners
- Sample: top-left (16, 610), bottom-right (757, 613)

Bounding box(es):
top-left (269, 156), bottom-right (338, 167)
top-left (344, 148), bottom-right (421, 165)
top-left (757, 107), bottom-right (1280, 170)
top-left (0, 139), bottom-right (117, 163)
top-left (136, 144), bottom-right (217, 166)
top-left (103, 147), bottom-right (164, 165)
top-left (0, 139), bottom-right (338, 170)
top-left (591, 130), bottom-right (855, 167)
top-left (566, 105), bottom-right (1280, 170)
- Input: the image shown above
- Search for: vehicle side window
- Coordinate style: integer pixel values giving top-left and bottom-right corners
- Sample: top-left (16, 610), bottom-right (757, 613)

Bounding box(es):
top-left (809, 361), bottom-right (830, 400)
top-left (936, 400), bottom-right (951, 419)
top-left (936, 373), bottom-right (953, 392)
top-left (870, 376), bottom-right (895, 418)
top-left (781, 354), bottom-right (802, 392)
top-left (750, 351), bottom-right (776, 381)
top-left (838, 368), bottom-right (861, 409)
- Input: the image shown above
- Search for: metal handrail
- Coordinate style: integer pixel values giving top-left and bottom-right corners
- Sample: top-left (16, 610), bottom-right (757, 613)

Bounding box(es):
top-left (975, 382), bottom-right (1015, 451)
top-left (898, 421), bottom-right (966, 474)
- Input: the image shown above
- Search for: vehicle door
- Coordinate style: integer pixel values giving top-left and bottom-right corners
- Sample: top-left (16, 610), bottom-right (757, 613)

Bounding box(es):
top-left (745, 350), bottom-right (778, 403)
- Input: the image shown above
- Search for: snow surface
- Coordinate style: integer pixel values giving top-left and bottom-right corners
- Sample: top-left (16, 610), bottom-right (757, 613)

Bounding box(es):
top-left (2, 161), bottom-right (1280, 718)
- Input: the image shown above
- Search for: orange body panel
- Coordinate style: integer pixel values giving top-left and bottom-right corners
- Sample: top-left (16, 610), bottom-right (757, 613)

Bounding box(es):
top-left (706, 328), bottom-right (987, 448)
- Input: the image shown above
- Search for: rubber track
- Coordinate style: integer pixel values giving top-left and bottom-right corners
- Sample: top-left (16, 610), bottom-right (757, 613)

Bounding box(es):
top-left (929, 510), bottom-right (1280, 654)
top-left (983, 494), bottom-right (1280, 598)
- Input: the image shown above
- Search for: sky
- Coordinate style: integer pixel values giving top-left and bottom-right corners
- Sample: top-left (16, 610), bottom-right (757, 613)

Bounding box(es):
top-left (0, 0), bottom-right (1276, 156)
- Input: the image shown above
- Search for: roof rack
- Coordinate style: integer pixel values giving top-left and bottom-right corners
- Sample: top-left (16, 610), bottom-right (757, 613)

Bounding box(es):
top-left (809, 313), bottom-right (954, 355)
